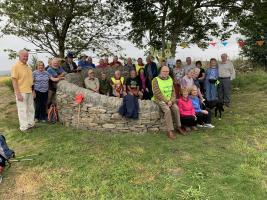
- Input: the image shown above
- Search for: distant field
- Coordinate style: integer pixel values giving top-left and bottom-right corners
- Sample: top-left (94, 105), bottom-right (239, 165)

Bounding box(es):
top-left (0, 70), bottom-right (10, 76)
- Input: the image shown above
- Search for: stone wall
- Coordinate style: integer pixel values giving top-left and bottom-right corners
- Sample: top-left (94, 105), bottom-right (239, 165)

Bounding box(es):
top-left (56, 69), bottom-right (168, 133)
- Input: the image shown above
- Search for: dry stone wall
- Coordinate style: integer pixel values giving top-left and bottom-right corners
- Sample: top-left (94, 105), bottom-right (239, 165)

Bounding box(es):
top-left (56, 68), bottom-right (168, 133)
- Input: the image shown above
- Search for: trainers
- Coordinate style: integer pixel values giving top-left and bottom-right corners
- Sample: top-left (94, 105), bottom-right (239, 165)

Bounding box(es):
top-left (203, 124), bottom-right (215, 128)
top-left (191, 126), bottom-right (198, 131)
top-left (197, 124), bottom-right (203, 128)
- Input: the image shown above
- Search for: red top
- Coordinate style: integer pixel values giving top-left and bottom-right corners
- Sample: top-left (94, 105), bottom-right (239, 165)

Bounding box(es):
top-left (177, 97), bottom-right (195, 117)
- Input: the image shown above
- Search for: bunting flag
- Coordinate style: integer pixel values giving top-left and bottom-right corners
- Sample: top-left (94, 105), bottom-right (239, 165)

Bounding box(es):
top-left (209, 42), bottom-right (217, 47)
top-left (180, 42), bottom-right (189, 49)
top-left (256, 40), bottom-right (265, 46)
top-left (237, 40), bottom-right (246, 48)
top-left (221, 41), bottom-right (228, 47)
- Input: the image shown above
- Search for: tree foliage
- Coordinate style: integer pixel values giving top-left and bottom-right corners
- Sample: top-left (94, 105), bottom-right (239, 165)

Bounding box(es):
top-left (118, 0), bottom-right (247, 56)
top-left (0, 0), bottom-right (126, 58)
top-left (237, 0), bottom-right (267, 66)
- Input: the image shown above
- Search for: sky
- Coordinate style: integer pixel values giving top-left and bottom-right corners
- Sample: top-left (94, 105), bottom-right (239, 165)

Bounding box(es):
top-left (0, 34), bottom-right (242, 71)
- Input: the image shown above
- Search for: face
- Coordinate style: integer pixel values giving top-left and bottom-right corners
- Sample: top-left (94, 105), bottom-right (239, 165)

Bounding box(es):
top-left (221, 54), bottom-right (227, 63)
top-left (127, 58), bottom-right (132, 64)
top-left (88, 57), bottom-right (92, 63)
top-left (130, 70), bottom-right (136, 78)
top-left (191, 87), bottom-right (198, 96)
top-left (188, 70), bottom-right (194, 78)
top-left (104, 58), bottom-right (109, 63)
top-left (113, 56), bottom-right (118, 62)
top-left (67, 57), bottom-right (73, 62)
top-left (101, 73), bottom-right (106, 80)
top-left (52, 59), bottom-right (60, 68)
top-left (210, 60), bottom-right (217, 66)
top-left (115, 72), bottom-right (121, 79)
top-left (176, 61), bottom-right (182, 67)
top-left (186, 57), bottom-right (191, 65)
top-left (99, 59), bottom-right (104, 65)
top-left (196, 63), bottom-right (201, 68)
top-left (146, 57), bottom-right (151, 63)
top-left (82, 56), bottom-right (87, 61)
top-left (19, 51), bottom-right (29, 64)
top-left (137, 58), bottom-right (142, 64)
top-left (88, 70), bottom-right (94, 78)
top-left (160, 66), bottom-right (169, 78)
top-left (37, 63), bottom-right (45, 72)
top-left (182, 90), bottom-right (189, 98)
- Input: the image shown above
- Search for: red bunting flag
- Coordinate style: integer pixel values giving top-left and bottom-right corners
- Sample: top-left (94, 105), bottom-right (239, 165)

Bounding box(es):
top-left (256, 40), bottom-right (265, 46)
top-left (237, 40), bottom-right (246, 48)
top-left (209, 42), bottom-right (217, 47)
top-left (75, 93), bottom-right (84, 104)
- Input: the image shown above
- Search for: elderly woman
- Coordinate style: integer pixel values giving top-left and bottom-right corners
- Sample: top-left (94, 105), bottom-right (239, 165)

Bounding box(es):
top-left (33, 61), bottom-right (60, 122)
top-left (84, 69), bottom-right (99, 93)
top-left (173, 59), bottom-right (185, 98)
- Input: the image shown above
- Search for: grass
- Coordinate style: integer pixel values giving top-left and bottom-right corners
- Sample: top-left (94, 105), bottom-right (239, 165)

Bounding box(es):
top-left (0, 72), bottom-right (267, 200)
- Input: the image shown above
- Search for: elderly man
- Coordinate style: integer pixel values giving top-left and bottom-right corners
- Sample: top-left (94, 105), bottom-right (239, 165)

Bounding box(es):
top-left (84, 69), bottom-right (99, 93)
top-left (218, 53), bottom-right (236, 107)
top-left (152, 66), bottom-right (185, 139)
top-left (110, 70), bottom-right (126, 97)
top-left (47, 58), bottom-right (65, 106)
top-left (110, 56), bottom-right (123, 67)
top-left (183, 57), bottom-right (194, 73)
top-left (62, 52), bottom-right (78, 73)
top-left (11, 49), bottom-right (35, 132)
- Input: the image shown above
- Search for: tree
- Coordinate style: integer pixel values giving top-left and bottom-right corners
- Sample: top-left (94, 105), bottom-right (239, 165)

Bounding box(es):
top-left (0, 0), bottom-right (126, 58)
top-left (117, 0), bottom-right (246, 57)
top-left (237, 0), bottom-right (267, 66)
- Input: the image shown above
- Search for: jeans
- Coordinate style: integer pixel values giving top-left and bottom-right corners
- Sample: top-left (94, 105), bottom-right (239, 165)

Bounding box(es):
top-left (35, 90), bottom-right (48, 120)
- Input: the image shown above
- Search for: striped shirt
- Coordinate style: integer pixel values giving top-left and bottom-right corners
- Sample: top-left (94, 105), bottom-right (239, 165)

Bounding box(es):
top-left (33, 70), bottom-right (50, 92)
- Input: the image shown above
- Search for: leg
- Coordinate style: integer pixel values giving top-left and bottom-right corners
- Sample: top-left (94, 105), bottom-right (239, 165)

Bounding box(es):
top-left (223, 78), bottom-right (231, 105)
top-left (34, 91), bottom-right (41, 120)
top-left (40, 92), bottom-right (48, 120)
top-left (26, 93), bottom-right (35, 127)
top-left (15, 93), bottom-right (29, 131)
top-left (170, 104), bottom-right (181, 128)
top-left (157, 102), bottom-right (174, 131)
top-left (180, 116), bottom-right (196, 127)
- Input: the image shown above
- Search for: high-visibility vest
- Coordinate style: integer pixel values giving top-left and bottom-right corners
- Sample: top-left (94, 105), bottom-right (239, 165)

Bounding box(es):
top-left (152, 76), bottom-right (173, 101)
top-left (111, 77), bottom-right (124, 85)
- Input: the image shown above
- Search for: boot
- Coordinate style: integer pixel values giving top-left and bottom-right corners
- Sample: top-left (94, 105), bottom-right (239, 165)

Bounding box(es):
top-left (177, 127), bottom-right (186, 136)
top-left (167, 131), bottom-right (176, 139)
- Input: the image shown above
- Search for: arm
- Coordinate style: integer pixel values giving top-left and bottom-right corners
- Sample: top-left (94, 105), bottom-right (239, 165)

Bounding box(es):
top-left (12, 78), bottom-right (23, 101)
top-left (96, 79), bottom-right (100, 92)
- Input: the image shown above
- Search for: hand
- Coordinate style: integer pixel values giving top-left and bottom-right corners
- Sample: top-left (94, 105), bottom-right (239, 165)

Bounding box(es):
top-left (59, 76), bottom-right (65, 80)
top-left (16, 92), bottom-right (23, 102)
top-left (167, 101), bottom-right (172, 107)
top-left (32, 91), bottom-right (36, 99)
top-left (202, 110), bottom-right (208, 115)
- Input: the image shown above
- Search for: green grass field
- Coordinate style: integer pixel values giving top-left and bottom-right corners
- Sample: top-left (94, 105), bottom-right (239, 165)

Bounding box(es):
top-left (0, 71), bottom-right (266, 200)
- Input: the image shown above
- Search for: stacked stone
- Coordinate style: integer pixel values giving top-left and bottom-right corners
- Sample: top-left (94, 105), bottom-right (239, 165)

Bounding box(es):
top-left (57, 69), bottom-right (168, 133)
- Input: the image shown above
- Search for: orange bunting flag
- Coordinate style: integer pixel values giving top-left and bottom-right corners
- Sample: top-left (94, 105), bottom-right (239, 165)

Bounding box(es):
top-left (237, 40), bottom-right (246, 48)
top-left (256, 40), bottom-right (265, 46)
top-left (209, 42), bottom-right (217, 47)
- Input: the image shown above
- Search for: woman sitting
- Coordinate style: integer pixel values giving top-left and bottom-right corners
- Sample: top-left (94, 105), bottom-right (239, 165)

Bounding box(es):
top-left (180, 68), bottom-right (194, 89)
top-left (178, 87), bottom-right (197, 132)
top-left (189, 85), bottom-right (215, 128)
top-left (84, 69), bottom-right (99, 93)
top-left (125, 69), bottom-right (142, 98)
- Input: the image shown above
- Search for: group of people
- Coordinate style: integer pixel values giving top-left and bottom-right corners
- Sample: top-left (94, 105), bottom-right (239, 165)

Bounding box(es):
top-left (11, 49), bottom-right (235, 139)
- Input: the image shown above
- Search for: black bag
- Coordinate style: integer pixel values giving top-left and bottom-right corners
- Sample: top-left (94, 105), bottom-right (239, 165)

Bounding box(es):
top-left (0, 135), bottom-right (15, 167)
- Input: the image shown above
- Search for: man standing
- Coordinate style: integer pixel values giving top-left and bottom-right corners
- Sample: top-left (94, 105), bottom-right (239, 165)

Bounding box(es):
top-left (152, 66), bottom-right (185, 139)
top-left (183, 57), bottom-right (194, 73)
top-left (62, 52), bottom-right (78, 73)
top-left (145, 55), bottom-right (158, 99)
top-left (11, 49), bottom-right (35, 132)
top-left (218, 53), bottom-right (236, 107)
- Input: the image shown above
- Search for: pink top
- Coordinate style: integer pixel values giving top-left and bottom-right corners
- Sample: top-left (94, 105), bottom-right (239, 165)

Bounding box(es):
top-left (178, 97), bottom-right (195, 117)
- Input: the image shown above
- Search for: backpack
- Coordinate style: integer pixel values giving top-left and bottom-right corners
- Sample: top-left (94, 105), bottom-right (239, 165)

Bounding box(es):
top-left (47, 104), bottom-right (58, 124)
top-left (0, 135), bottom-right (15, 165)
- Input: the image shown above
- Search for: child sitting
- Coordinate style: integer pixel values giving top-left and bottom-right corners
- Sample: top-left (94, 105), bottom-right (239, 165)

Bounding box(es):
top-left (189, 85), bottom-right (215, 128)
top-left (178, 87), bottom-right (197, 131)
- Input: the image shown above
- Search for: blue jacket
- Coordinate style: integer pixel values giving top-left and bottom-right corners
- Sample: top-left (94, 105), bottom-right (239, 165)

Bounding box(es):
top-left (189, 96), bottom-right (202, 113)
